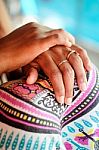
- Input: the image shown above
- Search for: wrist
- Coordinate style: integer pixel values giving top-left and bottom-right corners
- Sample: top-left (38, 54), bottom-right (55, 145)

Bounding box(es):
top-left (0, 38), bottom-right (12, 74)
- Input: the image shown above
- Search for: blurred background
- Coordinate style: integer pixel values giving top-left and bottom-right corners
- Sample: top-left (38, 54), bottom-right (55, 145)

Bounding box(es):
top-left (0, 0), bottom-right (99, 68)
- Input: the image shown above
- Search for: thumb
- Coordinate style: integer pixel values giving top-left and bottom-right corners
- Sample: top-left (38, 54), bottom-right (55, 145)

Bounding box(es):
top-left (26, 67), bottom-right (38, 84)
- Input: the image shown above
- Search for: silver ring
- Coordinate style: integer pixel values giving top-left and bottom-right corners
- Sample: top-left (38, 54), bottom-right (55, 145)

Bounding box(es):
top-left (58, 59), bottom-right (68, 67)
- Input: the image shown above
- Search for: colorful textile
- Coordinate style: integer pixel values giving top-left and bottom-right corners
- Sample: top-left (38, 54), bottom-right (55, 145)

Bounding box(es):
top-left (0, 65), bottom-right (99, 150)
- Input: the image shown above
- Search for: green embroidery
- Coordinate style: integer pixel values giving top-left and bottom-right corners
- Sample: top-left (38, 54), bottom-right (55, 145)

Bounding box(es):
top-left (0, 128), bottom-right (3, 139)
top-left (0, 131), bottom-right (7, 148)
top-left (19, 135), bottom-right (25, 150)
top-left (0, 131), bottom-right (58, 150)
top-left (33, 137), bottom-right (39, 150)
top-left (56, 141), bottom-right (60, 150)
top-left (40, 137), bottom-right (46, 150)
top-left (5, 132), bottom-right (13, 149)
top-left (49, 137), bottom-right (54, 150)
top-left (12, 134), bottom-right (19, 150)
top-left (26, 136), bottom-right (33, 150)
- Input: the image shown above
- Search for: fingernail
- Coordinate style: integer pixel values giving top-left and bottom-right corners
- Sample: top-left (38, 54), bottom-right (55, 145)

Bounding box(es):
top-left (80, 82), bottom-right (87, 91)
top-left (65, 98), bottom-right (72, 105)
top-left (58, 96), bottom-right (64, 104)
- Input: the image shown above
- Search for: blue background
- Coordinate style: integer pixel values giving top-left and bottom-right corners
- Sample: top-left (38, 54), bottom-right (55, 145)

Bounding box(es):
top-left (20, 0), bottom-right (99, 43)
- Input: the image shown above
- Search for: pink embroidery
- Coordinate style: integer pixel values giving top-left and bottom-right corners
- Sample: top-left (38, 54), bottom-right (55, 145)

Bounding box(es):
top-left (8, 82), bottom-right (44, 100)
top-left (0, 110), bottom-right (61, 132)
top-left (94, 129), bottom-right (99, 137)
top-left (64, 67), bottom-right (96, 116)
top-left (75, 136), bottom-right (88, 145)
top-left (0, 90), bottom-right (59, 122)
top-left (64, 142), bottom-right (73, 150)
top-left (74, 129), bottom-right (99, 145)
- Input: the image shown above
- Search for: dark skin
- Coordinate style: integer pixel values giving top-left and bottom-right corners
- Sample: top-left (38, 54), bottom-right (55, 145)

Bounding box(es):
top-left (23, 44), bottom-right (92, 105)
top-left (0, 22), bottom-right (72, 74)
top-left (0, 22), bottom-right (92, 104)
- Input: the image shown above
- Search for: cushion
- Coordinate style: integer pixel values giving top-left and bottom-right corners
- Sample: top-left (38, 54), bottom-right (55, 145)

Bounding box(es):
top-left (0, 65), bottom-right (99, 150)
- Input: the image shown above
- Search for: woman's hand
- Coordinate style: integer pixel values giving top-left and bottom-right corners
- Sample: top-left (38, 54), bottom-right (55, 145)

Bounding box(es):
top-left (23, 45), bottom-right (92, 105)
top-left (0, 22), bottom-right (74, 74)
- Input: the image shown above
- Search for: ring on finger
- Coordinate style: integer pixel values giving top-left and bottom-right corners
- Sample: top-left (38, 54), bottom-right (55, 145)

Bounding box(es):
top-left (66, 50), bottom-right (79, 60)
top-left (58, 59), bottom-right (68, 67)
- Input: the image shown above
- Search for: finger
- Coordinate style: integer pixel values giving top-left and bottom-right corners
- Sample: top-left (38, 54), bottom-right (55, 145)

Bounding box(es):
top-left (37, 54), bottom-right (65, 104)
top-left (68, 52), bottom-right (87, 91)
top-left (49, 46), bottom-right (74, 105)
top-left (65, 31), bottom-right (75, 44)
top-left (46, 29), bottom-right (72, 47)
top-left (30, 22), bottom-right (74, 46)
top-left (50, 47), bottom-right (74, 105)
top-left (26, 67), bottom-right (38, 84)
top-left (71, 44), bottom-right (92, 71)
top-left (34, 34), bottom-right (70, 58)
top-left (23, 62), bottom-right (39, 84)
top-left (33, 31), bottom-right (73, 59)
top-left (58, 61), bottom-right (74, 105)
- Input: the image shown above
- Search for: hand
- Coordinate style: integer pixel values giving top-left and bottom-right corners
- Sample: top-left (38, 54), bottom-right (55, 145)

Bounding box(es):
top-left (0, 22), bottom-right (74, 74)
top-left (23, 45), bottom-right (92, 105)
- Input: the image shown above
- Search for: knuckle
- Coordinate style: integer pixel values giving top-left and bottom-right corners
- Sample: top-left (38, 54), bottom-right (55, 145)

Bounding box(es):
top-left (27, 22), bottom-right (38, 29)
top-left (53, 34), bottom-right (59, 39)
top-left (27, 22), bottom-right (34, 27)
top-left (57, 28), bottom-right (65, 33)
top-left (79, 48), bottom-right (87, 56)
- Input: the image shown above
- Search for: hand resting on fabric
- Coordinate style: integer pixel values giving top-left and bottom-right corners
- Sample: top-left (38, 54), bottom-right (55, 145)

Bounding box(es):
top-left (0, 64), bottom-right (99, 150)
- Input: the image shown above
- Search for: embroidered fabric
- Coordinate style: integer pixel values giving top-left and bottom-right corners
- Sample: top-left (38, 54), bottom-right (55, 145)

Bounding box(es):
top-left (0, 65), bottom-right (99, 150)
